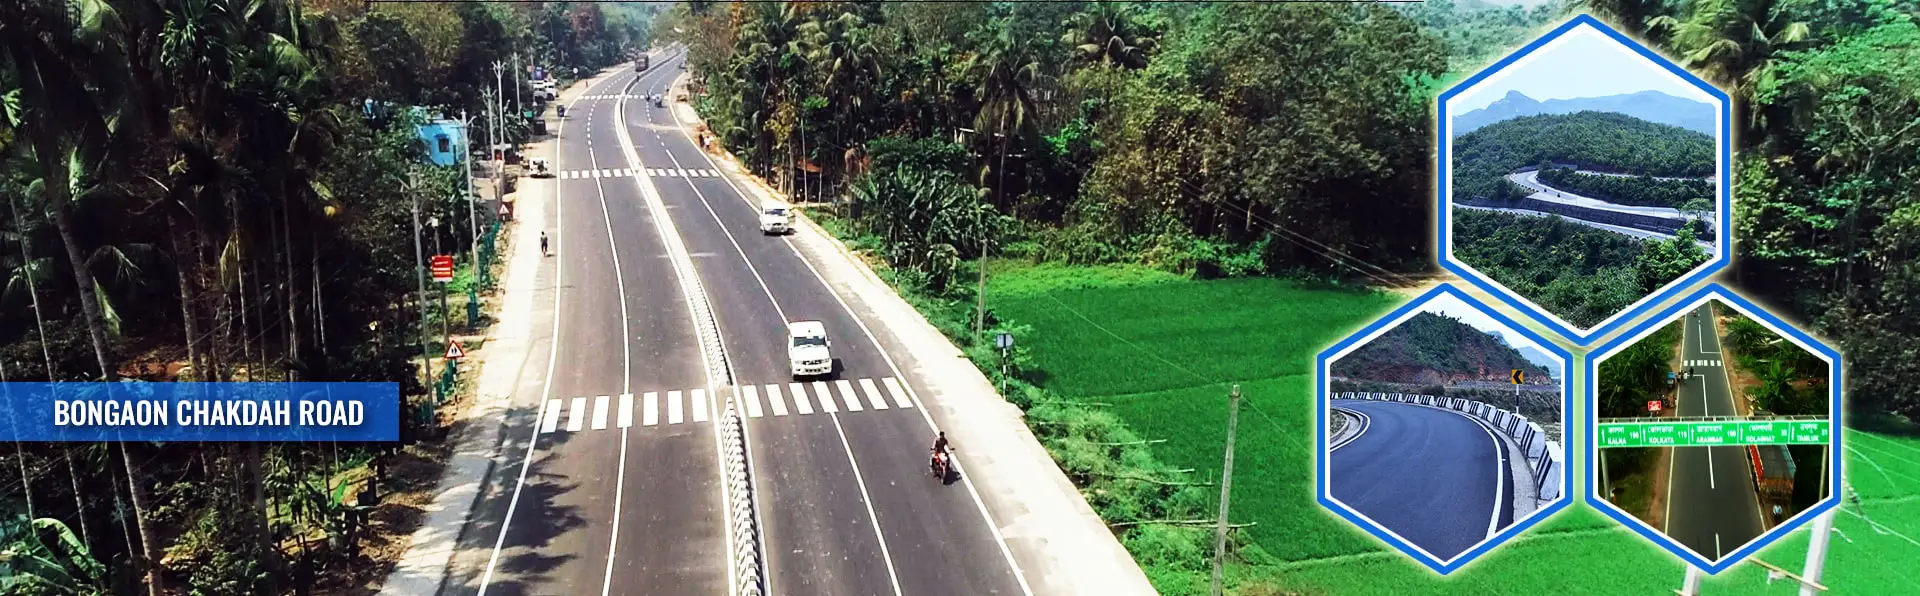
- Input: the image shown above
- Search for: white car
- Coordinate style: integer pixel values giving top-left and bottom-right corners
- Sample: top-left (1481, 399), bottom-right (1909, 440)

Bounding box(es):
top-left (759, 203), bottom-right (793, 235)
top-left (788, 321), bottom-right (832, 378)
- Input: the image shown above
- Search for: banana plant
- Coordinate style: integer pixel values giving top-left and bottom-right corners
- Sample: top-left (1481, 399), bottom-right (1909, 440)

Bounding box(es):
top-left (0, 516), bottom-right (106, 596)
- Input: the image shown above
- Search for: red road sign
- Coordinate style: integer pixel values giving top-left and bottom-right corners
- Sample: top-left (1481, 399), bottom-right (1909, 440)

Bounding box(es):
top-left (1647, 400), bottom-right (1663, 412)
top-left (430, 255), bottom-right (455, 283)
top-left (445, 339), bottom-right (466, 360)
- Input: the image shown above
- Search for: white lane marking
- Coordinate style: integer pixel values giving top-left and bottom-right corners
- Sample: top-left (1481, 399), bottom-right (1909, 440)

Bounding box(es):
top-left (859, 378), bottom-right (888, 410)
top-left (881, 377), bottom-right (913, 409)
top-left (567, 397), bottom-right (588, 432)
top-left (592, 395), bottom-right (610, 430)
top-left (644, 391), bottom-right (659, 426)
top-left (790, 382), bottom-right (813, 414)
top-left (664, 96), bottom-right (1031, 594)
top-left (480, 68), bottom-right (610, 593)
top-left (766, 384), bottom-right (788, 416)
top-left (742, 385), bottom-right (764, 418)
top-left (691, 388), bottom-right (709, 423)
top-left (540, 399), bottom-right (562, 433)
top-left (1715, 533), bottom-right (1722, 559)
top-left (668, 390), bottom-right (685, 424)
top-left (813, 381), bottom-right (838, 413)
top-left (837, 380), bottom-right (863, 412)
top-left (618, 393), bottom-right (633, 428)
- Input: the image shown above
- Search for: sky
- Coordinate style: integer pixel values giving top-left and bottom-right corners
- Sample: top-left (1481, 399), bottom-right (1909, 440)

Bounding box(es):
top-left (1450, 24), bottom-right (1712, 112)
top-left (1417, 294), bottom-right (1556, 367)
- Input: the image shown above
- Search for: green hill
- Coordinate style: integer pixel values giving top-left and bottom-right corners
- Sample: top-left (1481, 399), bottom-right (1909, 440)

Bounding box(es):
top-left (1330, 311), bottom-right (1551, 385)
top-left (1453, 110), bottom-right (1714, 202)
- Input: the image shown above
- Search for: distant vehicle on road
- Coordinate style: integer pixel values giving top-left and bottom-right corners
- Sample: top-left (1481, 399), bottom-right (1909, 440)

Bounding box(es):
top-left (527, 157), bottom-right (552, 178)
top-left (635, 54), bottom-right (650, 72)
top-left (788, 321), bottom-right (832, 379)
top-left (759, 202), bottom-right (793, 235)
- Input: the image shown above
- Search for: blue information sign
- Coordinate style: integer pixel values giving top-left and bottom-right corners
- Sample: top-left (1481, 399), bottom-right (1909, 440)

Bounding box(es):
top-left (0, 382), bottom-right (401, 442)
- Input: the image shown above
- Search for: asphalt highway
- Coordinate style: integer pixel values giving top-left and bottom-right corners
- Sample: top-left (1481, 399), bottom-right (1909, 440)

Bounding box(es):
top-left (443, 51), bottom-right (1027, 596)
top-left (1663, 302), bottom-right (1766, 562)
top-left (1329, 399), bottom-right (1514, 562)
top-left (447, 55), bottom-right (720, 596)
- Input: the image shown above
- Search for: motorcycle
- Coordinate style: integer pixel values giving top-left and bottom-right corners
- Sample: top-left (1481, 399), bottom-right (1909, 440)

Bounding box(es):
top-left (930, 448), bottom-right (953, 481)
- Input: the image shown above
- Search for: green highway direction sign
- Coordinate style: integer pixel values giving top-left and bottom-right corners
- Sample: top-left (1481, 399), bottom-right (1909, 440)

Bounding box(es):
top-left (1598, 419), bottom-right (1832, 448)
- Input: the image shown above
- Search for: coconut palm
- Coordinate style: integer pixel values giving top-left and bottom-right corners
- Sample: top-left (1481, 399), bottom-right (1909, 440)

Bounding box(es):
top-left (1650, 0), bottom-right (1813, 142)
top-left (1062, 1), bottom-right (1159, 70)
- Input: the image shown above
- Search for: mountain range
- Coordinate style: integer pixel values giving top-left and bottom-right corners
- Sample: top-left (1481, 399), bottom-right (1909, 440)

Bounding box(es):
top-left (1330, 312), bottom-right (1554, 386)
top-left (1452, 90), bottom-right (1716, 137)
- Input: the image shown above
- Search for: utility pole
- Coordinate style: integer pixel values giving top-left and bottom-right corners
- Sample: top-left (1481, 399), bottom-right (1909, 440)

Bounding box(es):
top-left (1210, 384), bottom-right (1242, 596)
top-left (1799, 509), bottom-right (1835, 596)
top-left (513, 51), bottom-right (523, 114)
top-left (462, 110), bottom-right (479, 265)
top-left (492, 60), bottom-right (508, 208)
top-left (429, 217), bottom-right (448, 342)
top-left (407, 171), bottom-right (434, 403)
top-left (974, 131), bottom-right (1007, 337)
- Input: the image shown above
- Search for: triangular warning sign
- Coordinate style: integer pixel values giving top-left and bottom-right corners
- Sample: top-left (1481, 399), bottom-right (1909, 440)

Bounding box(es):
top-left (445, 340), bottom-right (467, 360)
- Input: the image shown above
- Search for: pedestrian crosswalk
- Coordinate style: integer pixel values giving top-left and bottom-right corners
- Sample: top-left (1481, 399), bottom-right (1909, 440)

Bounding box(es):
top-left (577, 94), bottom-right (642, 100)
top-left (558, 168), bottom-right (723, 180)
top-left (539, 377), bottom-right (916, 435)
top-left (1684, 359), bottom-right (1721, 367)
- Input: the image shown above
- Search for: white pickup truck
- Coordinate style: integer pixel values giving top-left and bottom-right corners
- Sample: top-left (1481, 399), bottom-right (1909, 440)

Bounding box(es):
top-left (788, 321), bottom-right (832, 379)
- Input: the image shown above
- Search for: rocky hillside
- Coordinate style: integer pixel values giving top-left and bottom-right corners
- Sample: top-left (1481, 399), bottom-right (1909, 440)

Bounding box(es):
top-left (1331, 312), bottom-right (1553, 385)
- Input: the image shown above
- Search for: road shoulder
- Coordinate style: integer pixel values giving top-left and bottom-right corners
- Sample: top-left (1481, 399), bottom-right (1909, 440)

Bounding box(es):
top-left (670, 75), bottom-right (1155, 596)
top-left (376, 63), bottom-right (625, 596)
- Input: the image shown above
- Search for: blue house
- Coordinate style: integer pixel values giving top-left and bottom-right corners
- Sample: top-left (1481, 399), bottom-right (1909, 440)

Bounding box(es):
top-left (413, 110), bottom-right (469, 167)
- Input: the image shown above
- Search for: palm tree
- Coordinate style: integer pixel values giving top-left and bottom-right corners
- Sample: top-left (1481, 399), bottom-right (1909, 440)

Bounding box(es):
top-left (1576, 0), bottom-right (1676, 42)
top-left (970, 24), bottom-right (1046, 211)
top-left (1062, 1), bottom-right (1158, 70)
top-left (1650, 0), bottom-right (1813, 144)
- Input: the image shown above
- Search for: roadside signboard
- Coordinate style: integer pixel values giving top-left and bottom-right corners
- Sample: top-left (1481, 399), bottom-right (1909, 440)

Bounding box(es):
top-left (430, 255), bottom-right (454, 283)
top-left (1597, 419), bottom-right (1832, 448)
top-left (445, 339), bottom-right (466, 360)
top-left (1647, 400), bottom-right (1663, 413)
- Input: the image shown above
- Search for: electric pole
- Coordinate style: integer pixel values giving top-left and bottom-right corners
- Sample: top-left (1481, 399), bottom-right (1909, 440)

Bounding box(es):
top-left (461, 111), bottom-right (479, 261)
top-left (1211, 384), bottom-right (1242, 596)
top-left (407, 171), bottom-right (434, 402)
top-left (513, 51), bottom-right (523, 114)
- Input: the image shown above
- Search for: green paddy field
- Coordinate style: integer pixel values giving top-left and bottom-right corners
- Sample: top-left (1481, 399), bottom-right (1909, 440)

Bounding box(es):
top-left (985, 263), bottom-right (1920, 595)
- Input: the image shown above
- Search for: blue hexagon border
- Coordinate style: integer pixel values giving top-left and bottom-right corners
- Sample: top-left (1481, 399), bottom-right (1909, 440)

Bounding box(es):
top-left (1583, 283), bottom-right (1844, 574)
top-left (1436, 14), bottom-right (1733, 346)
top-left (1314, 283), bottom-right (1577, 574)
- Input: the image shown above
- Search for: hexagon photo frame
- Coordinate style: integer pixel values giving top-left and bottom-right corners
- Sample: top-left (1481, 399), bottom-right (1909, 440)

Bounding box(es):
top-left (1585, 283), bottom-right (1843, 573)
top-left (1315, 284), bottom-right (1575, 573)
top-left (1438, 14), bottom-right (1732, 345)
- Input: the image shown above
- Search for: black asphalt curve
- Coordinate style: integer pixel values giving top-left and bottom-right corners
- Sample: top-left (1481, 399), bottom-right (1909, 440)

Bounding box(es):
top-left (1329, 399), bottom-right (1514, 562)
top-left (1664, 302), bottom-right (1766, 562)
top-left (622, 53), bottom-right (1027, 595)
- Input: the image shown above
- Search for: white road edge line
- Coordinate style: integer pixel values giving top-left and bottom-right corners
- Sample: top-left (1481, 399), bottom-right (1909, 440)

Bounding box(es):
top-left (478, 63), bottom-right (622, 596)
top-left (587, 73), bottom-right (641, 596)
top-left (639, 57), bottom-right (895, 596)
top-left (665, 77), bottom-right (1035, 596)
top-left (611, 52), bottom-right (744, 596)
top-left (1460, 406), bottom-right (1509, 540)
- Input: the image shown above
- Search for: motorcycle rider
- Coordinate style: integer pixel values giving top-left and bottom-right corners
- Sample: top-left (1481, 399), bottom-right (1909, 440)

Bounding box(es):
top-left (929, 431), bottom-right (952, 476)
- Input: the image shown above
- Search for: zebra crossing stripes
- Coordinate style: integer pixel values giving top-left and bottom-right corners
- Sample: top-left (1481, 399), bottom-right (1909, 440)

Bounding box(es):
top-left (642, 168), bottom-right (722, 178)
top-left (559, 168), bottom-right (636, 179)
top-left (1685, 359), bottom-right (1722, 367)
top-left (538, 377), bottom-right (920, 436)
top-left (577, 94), bottom-right (640, 100)
top-left (789, 382), bottom-right (813, 414)
top-left (558, 168), bottom-right (723, 179)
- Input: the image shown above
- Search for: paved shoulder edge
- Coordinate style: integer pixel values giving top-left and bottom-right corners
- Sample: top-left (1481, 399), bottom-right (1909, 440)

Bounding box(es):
top-left (376, 63), bottom-right (623, 596)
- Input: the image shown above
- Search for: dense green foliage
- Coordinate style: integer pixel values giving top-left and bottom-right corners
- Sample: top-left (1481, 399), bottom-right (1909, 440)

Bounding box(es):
top-left (1452, 111), bottom-right (1715, 201)
top-left (1453, 210), bottom-right (1709, 328)
top-left (677, 0), bottom-right (1448, 282)
top-left (1597, 321), bottom-right (1682, 419)
top-left (1536, 166), bottom-right (1713, 209)
top-left (0, 1), bottom-right (648, 593)
top-left (1722, 309), bottom-right (1830, 416)
top-left (1330, 312), bottom-right (1551, 384)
